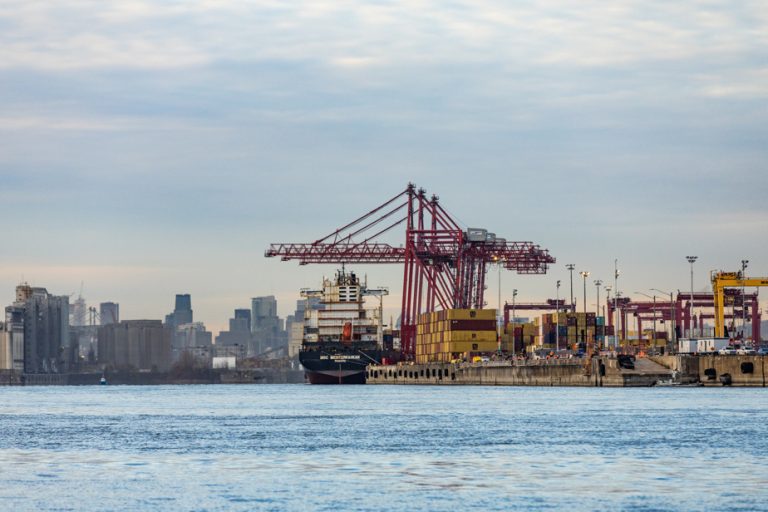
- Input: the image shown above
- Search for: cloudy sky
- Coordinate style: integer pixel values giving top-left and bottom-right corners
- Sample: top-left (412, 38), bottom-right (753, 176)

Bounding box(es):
top-left (1, 1), bottom-right (766, 333)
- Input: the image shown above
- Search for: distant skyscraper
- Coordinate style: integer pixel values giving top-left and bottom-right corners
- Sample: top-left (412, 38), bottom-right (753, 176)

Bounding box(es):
top-left (251, 296), bottom-right (277, 331)
top-left (165, 294), bottom-right (193, 330)
top-left (234, 309), bottom-right (251, 332)
top-left (99, 302), bottom-right (120, 326)
top-left (174, 294), bottom-right (193, 325)
top-left (251, 296), bottom-right (288, 352)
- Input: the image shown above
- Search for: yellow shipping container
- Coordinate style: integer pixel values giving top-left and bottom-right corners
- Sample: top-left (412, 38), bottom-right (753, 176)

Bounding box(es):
top-left (442, 331), bottom-right (496, 342)
top-left (444, 340), bottom-right (498, 353)
top-left (443, 308), bottom-right (496, 321)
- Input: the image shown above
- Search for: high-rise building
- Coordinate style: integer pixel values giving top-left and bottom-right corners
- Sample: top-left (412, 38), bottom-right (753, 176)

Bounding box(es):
top-left (251, 296), bottom-right (285, 351)
top-left (216, 308), bottom-right (256, 355)
top-left (234, 309), bottom-right (251, 332)
top-left (165, 294), bottom-right (193, 329)
top-left (100, 302), bottom-right (120, 326)
top-left (6, 284), bottom-right (70, 373)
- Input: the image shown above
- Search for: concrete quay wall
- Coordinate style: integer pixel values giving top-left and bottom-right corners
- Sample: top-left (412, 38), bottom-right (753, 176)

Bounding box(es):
top-left (695, 355), bottom-right (766, 387)
top-left (366, 358), bottom-right (662, 387)
top-left (650, 355), bottom-right (767, 386)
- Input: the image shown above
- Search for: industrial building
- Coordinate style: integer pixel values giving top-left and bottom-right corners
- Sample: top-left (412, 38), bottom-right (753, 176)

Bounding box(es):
top-left (97, 320), bottom-right (172, 372)
top-left (99, 302), bottom-right (120, 325)
top-left (4, 283), bottom-right (70, 373)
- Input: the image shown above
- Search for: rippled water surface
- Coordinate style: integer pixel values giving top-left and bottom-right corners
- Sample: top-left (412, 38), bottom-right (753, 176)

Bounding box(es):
top-left (1, 385), bottom-right (767, 511)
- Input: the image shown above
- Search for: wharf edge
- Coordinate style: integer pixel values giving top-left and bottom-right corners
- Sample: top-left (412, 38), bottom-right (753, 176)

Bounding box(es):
top-left (366, 355), bottom-right (768, 387)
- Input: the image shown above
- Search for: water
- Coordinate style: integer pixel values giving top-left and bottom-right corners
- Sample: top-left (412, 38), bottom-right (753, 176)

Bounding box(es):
top-left (0, 385), bottom-right (767, 511)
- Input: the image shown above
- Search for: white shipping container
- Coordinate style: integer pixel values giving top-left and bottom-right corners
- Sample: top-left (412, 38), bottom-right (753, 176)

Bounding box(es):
top-left (696, 338), bottom-right (729, 353)
top-left (212, 356), bottom-right (236, 369)
top-left (678, 338), bottom-right (729, 353)
top-left (678, 339), bottom-right (697, 353)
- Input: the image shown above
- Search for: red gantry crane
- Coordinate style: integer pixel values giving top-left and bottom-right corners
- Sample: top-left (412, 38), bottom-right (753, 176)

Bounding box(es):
top-left (265, 184), bottom-right (556, 357)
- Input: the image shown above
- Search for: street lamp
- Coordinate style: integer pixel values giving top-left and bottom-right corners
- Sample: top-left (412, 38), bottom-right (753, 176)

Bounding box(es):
top-left (651, 288), bottom-right (675, 352)
top-left (741, 259), bottom-right (749, 339)
top-left (566, 264), bottom-right (576, 310)
top-left (686, 256), bottom-right (697, 337)
top-left (556, 280), bottom-right (561, 352)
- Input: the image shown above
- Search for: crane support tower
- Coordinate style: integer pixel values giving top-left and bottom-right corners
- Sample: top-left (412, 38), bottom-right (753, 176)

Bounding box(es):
top-left (265, 183), bottom-right (556, 356)
top-left (711, 271), bottom-right (768, 339)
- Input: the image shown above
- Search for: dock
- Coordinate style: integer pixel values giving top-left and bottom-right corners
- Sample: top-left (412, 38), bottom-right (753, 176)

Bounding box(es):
top-left (367, 355), bottom-right (768, 387)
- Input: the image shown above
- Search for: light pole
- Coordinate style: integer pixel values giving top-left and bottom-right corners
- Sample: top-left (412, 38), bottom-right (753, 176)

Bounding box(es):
top-left (686, 256), bottom-right (697, 337)
top-left (605, 285), bottom-right (612, 349)
top-left (493, 256), bottom-right (505, 351)
top-left (580, 271), bottom-right (590, 315)
top-left (593, 279), bottom-right (602, 352)
top-left (741, 259), bottom-right (749, 340)
top-left (556, 280), bottom-right (561, 352)
top-left (566, 264), bottom-right (576, 310)
top-left (636, 291), bottom-right (657, 348)
top-left (594, 279), bottom-right (603, 318)
top-left (512, 289), bottom-right (518, 357)
top-left (651, 288), bottom-right (675, 352)
top-left (614, 259), bottom-right (620, 348)
top-left (580, 271), bottom-right (589, 349)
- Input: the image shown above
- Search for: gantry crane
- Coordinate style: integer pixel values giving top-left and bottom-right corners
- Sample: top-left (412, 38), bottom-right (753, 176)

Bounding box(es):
top-left (711, 271), bottom-right (768, 338)
top-left (265, 183), bottom-right (556, 356)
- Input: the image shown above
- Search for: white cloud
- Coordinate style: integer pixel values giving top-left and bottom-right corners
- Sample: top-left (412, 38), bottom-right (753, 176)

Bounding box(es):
top-left (0, 1), bottom-right (765, 71)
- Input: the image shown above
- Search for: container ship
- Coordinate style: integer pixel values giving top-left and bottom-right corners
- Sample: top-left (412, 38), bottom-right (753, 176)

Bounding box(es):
top-left (299, 268), bottom-right (399, 384)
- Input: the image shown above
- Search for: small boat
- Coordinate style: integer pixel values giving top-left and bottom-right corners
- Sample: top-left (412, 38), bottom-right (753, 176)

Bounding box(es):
top-left (100, 375), bottom-right (108, 385)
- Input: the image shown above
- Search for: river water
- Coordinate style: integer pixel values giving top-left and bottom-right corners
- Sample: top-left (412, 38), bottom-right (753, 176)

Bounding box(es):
top-left (0, 385), bottom-right (766, 511)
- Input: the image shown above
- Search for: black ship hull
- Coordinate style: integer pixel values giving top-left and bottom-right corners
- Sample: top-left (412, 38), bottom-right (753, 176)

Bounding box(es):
top-left (299, 344), bottom-right (399, 384)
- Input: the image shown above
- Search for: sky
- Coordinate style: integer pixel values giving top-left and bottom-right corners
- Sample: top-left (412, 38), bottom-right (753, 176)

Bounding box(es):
top-left (1, 1), bottom-right (767, 335)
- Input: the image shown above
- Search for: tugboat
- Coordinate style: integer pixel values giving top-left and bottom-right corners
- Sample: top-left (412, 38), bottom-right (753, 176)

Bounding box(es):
top-left (100, 373), bottom-right (108, 385)
top-left (298, 268), bottom-right (399, 384)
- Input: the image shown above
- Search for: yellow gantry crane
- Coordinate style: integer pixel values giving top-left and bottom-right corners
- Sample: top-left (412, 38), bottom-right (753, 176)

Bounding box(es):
top-left (711, 271), bottom-right (768, 338)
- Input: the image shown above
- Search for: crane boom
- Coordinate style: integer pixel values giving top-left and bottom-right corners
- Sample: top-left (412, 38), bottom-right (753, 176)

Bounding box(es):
top-left (266, 183), bottom-right (556, 356)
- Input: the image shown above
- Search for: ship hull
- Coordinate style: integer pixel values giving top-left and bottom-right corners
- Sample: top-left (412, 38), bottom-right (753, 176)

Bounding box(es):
top-left (299, 346), bottom-right (399, 384)
top-left (304, 369), bottom-right (367, 385)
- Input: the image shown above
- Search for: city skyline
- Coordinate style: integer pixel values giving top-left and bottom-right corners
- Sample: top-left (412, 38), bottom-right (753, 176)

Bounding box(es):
top-left (1, 1), bottom-right (766, 332)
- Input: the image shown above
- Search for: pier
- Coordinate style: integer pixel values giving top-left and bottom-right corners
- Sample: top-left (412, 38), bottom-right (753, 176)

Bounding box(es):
top-left (367, 355), bottom-right (768, 387)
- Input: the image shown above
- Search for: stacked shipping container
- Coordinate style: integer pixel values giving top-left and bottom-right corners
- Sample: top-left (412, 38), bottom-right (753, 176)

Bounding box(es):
top-left (415, 309), bottom-right (497, 363)
top-left (536, 312), bottom-right (613, 350)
